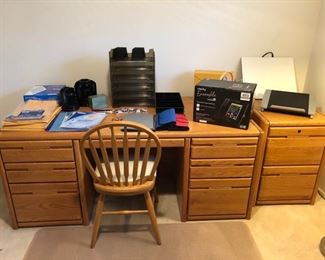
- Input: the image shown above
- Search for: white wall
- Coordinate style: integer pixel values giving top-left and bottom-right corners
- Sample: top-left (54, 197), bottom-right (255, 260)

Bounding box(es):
top-left (304, 0), bottom-right (325, 112)
top-left (0, 1), bottom-right (322, 119)
top-left (304, 1), bottom-right (325, 196)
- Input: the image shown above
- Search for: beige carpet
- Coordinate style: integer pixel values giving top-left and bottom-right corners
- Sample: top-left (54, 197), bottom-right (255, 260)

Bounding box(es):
top-left (23, 222), bottom-right (262, 260)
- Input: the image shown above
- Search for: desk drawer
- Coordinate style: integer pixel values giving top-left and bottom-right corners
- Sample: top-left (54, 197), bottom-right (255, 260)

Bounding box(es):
top-left (188, 187), bottom-right (250, 216)
top-left (5, 162), bottom-right (77, 183)
top-left (258, 174), bottom-right (317, 201)
top-left (264, 138), bottom-right (325, 165)
top-left (189, 178), bottom-right (251, 189)
top-left (191, 138), bottom-right (257, 159)
top-left (10, 182), bottom-right (79, 194)
top-left (190, 158), bottom-right (254, 178)
top-left (10, 183), bottom-right (81, 222)
top-left (0, 140), bottom-right (74, 163)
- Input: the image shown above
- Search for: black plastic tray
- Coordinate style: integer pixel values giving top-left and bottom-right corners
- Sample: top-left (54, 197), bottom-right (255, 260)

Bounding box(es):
top-left (155, 92), bottom-right (184, 113)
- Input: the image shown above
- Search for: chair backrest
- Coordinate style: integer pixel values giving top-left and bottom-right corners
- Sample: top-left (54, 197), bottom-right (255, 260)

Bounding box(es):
top-left (80, 121), bottom-right (161, 187)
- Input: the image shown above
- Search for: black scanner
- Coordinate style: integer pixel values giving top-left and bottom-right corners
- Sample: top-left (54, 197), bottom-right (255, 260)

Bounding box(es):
top-left (261, 89), bottom-right (316, 118)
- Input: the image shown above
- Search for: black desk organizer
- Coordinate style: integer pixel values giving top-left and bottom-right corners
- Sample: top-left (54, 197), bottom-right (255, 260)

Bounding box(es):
top-left (155, 92), bottom-right (184, 113)
top-left (109, 48), bottom-right (155, 107)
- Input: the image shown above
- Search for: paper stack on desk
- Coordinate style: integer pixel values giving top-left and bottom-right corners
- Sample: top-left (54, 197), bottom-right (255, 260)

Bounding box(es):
top-left (1, 100), bottom-right (61, 131)
top-left (47, 111), bottom-right (107, 132)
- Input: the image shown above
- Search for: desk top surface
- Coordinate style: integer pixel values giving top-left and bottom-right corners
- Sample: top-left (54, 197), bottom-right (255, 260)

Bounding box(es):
top-left (0, 97), bottom-right (261, 141)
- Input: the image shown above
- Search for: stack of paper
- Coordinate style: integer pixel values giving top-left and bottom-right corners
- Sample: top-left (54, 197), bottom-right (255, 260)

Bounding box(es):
top-left (1, 100), bottom-right (61, 131)
top-left (47, 111), bottom-right (107, 132)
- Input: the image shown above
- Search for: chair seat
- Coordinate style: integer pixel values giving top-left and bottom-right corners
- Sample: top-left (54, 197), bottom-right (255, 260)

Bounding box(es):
top-left (94, 179), bottom-right (155, 196)
top-left (95, 154), bottom-right (156, 183)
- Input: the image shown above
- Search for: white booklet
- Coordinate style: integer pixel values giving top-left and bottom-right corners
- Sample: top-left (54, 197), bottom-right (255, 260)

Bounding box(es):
top-left (60, 112), bottom-right (106, 130)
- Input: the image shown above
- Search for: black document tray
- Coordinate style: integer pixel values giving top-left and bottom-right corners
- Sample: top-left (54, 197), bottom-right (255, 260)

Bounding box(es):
top-left (155, 92), bottom-right (184, 113)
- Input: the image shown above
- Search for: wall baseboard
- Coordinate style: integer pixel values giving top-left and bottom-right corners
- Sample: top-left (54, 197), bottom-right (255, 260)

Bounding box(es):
top-left (318, 188), bottom-right (325, 200)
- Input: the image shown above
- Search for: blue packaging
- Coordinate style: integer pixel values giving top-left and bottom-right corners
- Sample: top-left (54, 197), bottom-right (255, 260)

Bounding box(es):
top-left (23, 85), bottom-right (65, 101)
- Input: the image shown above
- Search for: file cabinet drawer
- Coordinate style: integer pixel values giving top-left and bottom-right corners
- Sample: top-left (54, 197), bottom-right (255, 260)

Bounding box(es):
top-left (0, 140), bottom-right (74, 163)
top-left (264, 138), bottom-right (325, 166)
top-left (191, 137), bottom-right (258, 159)
top-left (5, 162), bottom-right (77, 183)
top-left (188, 187), bottom-right (250, 216)
top-left (10, 183), bottom-right (81, 223)
top-left (12, 193), bottom-right (82, 223)
top-left (262, 165), bottom-right (319, 176)
top-left (258, 174), bottom-right (317, 201)
top-left (269, 126), bottom-right (325, 137)
top-left (190, 158), bottom-right (254, 178)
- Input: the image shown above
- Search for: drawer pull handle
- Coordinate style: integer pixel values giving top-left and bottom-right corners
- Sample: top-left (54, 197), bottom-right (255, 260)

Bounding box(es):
top-left (13, 192), bottom-right (33, 195)
top-left (53, 168), bottom-right (75, 171)
top-left (57, 191), bottom-right (76, 194)
top-left (231, 186), bottom-right (249, 189)
top-left (7, 168), bottom-right (29, 172)
top-left (297, 129), bottom-right (302, 133)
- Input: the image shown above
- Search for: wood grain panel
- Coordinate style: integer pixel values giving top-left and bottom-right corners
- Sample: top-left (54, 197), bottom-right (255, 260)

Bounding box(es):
top-left (2, 149), bottom-right (74, 163)
top-left (269, 127), bottom-right (325, 137)
top-left (188, 188), bottom-right (250, 216)
top-left (0, 151), bottom-right (18, 228)
top-left (191, 145), bottom-right (257, 159)
top-left (1, 141), bottom-right (74, 163)
top-left (258, 174), bottom-right (317, 201)
top-left (73, 140), bottom-right (95, 225)
top-left (191, 158), bottom-right (255, 166)
top-left (9, 183), bottom-right (78, 194)
top-left (190, 178), bottom-right (251, 189)
top-left (12, 193), bottom-right (81, 222)
top-left (18, 219), bottom-right (83, 227)
top-left (262, 165), bottom-right (319, 176)
top-left (187, 214), bottom-right (247, 220)
top-left (264, 138), bottom-right (325, 165)
top-left (190, 166), bottom-right (253, 178)
top-left (82, 138), bottom-right (184, 148)
top-left (190, 158), bottom-right (254, 178)
top-left (0, 140), bottom-right (72, 149)
top-left (191, 137), bottom-right (258, 146)
top-left (5, 162), bottom-right (76, 183)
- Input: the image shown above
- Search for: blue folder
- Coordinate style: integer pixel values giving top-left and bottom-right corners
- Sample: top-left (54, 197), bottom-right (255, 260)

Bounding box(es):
top-left (47, 111), bottom-right (106, 132)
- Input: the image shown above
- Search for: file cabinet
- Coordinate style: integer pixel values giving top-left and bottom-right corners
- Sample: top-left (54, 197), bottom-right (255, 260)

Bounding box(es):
top-left (188, 137), bottom-right (258, 219)
top-left (0, 140), bottom-right (83, 227)
top-left (253, 105), bottom-right (325, 204)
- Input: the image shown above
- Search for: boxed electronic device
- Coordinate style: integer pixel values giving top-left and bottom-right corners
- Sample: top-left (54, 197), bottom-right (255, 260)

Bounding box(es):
top-left (193, 79), bottom-right (256, 130)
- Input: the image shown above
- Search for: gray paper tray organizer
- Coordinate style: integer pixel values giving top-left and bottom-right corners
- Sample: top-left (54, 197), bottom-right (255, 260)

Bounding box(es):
top-left (109, 49), bottom-right (156, 107)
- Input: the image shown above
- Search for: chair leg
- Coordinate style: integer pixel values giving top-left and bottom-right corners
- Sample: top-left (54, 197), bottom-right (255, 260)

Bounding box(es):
top-left (144, 191), bottom-right (161, 245)
top-left (152, 186), bottom-right (159, 203)
top-left (91, 193), bottom-right (105, 248)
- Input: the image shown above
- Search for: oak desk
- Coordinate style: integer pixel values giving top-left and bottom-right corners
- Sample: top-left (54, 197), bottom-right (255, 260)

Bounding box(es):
top-left (0, 97), bottom-right (263, 228)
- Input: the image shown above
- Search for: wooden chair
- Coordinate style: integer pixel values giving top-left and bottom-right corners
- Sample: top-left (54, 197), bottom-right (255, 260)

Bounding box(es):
top-left (80, 121), bottom-right (162, 248)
